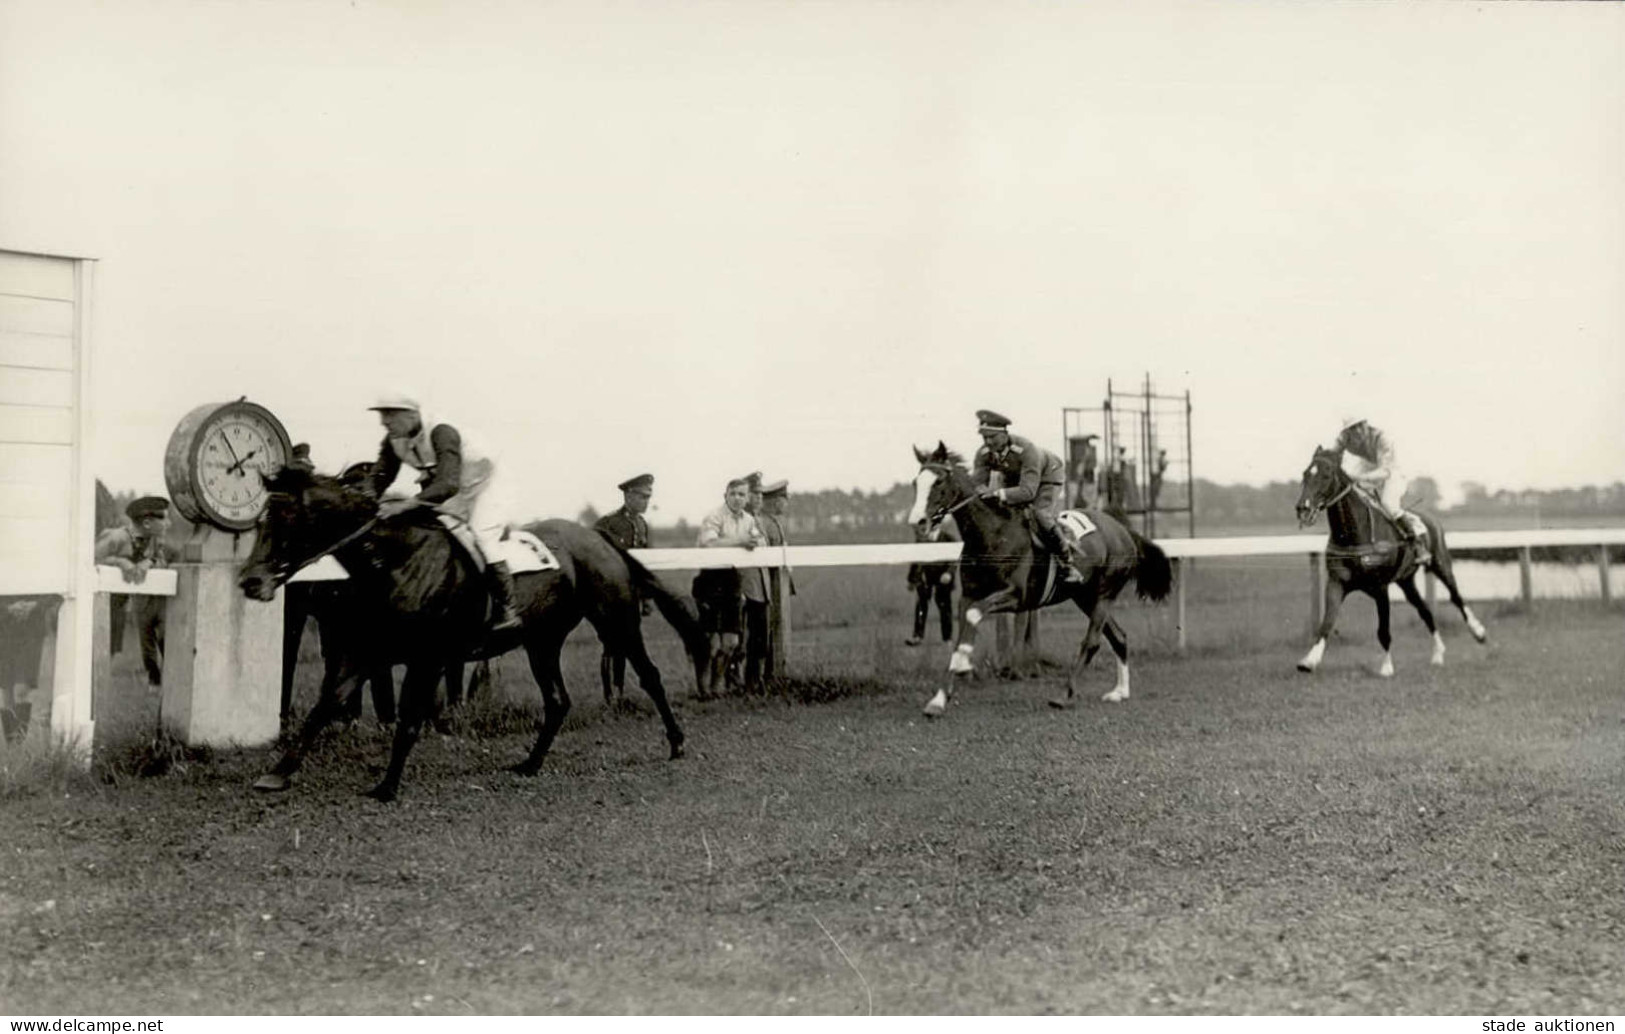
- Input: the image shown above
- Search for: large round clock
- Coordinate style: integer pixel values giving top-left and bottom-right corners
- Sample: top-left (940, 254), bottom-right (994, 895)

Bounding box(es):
top-left (164, 399), bottom-right (294, 531)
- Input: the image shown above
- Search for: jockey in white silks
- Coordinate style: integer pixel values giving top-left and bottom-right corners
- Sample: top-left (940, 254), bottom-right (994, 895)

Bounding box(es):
top-left (366, 393), bottom-right (521, 631)
top-left (1335, 416), bottom-right (1429, 554)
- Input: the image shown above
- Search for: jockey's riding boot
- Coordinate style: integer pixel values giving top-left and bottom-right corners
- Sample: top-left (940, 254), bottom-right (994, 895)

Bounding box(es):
top-left (486, 561), bottom-right (523, 632)
top-left (1042, 524), bottom-right (1084, 583)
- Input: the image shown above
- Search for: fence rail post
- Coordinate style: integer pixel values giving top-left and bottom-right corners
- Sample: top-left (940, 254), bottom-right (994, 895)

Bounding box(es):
top-left (1599, 544), bottom-right (1612, 605)
top-left (1518, 546), bottom-right (1533, 609)
top-left (1174, 557), bottom-right (1187, 652)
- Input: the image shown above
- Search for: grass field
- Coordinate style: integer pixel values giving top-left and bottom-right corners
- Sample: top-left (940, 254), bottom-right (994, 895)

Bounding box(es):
top-left (2, 561), bottom-right (1623, 1015)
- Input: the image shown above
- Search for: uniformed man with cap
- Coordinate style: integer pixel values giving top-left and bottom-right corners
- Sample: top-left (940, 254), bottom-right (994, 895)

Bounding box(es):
top-left (972, 410), bottom-right (1083, 582)
top-left (594, 473), bottom-right (655, 699)
top-left (735, 471), bottom-right (769, 691)
top-left (753, 478), bottom-right (794, 683)
top-left (94, 495), bottom-right (173, 686)
top-left (365, 393), bottom-right (521, 631)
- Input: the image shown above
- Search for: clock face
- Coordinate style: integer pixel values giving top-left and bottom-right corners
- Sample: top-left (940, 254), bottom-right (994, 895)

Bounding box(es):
top-left (165, 400), bottom-right (294, 531)
top-left (195, 410), bottom-right (291, 527)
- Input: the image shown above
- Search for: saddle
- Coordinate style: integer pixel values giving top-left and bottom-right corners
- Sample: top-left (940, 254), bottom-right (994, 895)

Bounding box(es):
top-left (434, 515), bottom-right (560, 575)
top-left (1026, 509), bottom-right (1096, 553)
top-left (1334, 488), bottom-right (1430, 573)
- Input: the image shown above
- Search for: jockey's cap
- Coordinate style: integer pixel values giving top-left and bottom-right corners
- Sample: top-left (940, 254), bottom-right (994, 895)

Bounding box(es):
top-left (617, 473), bottom-right (654, 493)
top-left (368, 392), bottom-right (421, 413)
top-left (1339, 415), bottom-right (1366, 432)
top-left (976, 409), bottom-right (1012, 432)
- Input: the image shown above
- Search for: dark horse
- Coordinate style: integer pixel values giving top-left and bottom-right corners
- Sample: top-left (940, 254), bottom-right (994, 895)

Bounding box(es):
top-left (1294, 446), bottom-right (1487, 677)
top-left (908, 443), bottom-right (1173, 714)
top-left (239, 466), bottom-right (710, 801)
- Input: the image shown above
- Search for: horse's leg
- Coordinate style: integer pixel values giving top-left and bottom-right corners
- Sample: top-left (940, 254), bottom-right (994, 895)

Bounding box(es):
top-left (363, 658), bottom-right (441, 802)
top-left (255, 656), bottom-right (362, 792)
top-left (445, 661), bottom-right (466, 709)
top-left (618, 630), bottom-right (686, 760)
top-left (1372, 587), bottom-right (1395, 678)
top-left (925, 588), bottom-right (1018, 716)
top-left (1430, 548), bottom-right (1487, 643)
top-left (512, 628), bottom-right (572, 776)
top-left (1396, 575), bottom-right (1445, 667)
top-left (600, 648), bottom-right (616, 703)
top-left (1099, 615), bottom-right (1131, 703)
top-left (907, 584), bottom-right (929, 645)
top-left (371, 665), bottom-right (397, 725)
top-left (1297, 577), bottom-right (1350, 673)
top-left (1058, 602), bottom-right (1110, 707)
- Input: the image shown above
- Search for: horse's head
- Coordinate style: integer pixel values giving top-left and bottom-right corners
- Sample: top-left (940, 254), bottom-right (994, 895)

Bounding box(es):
top-left (1295, 446), bottom-right (1350, 528)
top-left (907, 441), bottom-right (970, 535)
top-left (239, 464), bottom-right (378, 601)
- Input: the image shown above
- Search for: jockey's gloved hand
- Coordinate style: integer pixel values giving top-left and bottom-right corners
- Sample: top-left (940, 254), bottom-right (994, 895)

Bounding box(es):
top-left (378, 498), bottom-right (419, 520)
top-left (978, 488), bottom-right (1002, 501)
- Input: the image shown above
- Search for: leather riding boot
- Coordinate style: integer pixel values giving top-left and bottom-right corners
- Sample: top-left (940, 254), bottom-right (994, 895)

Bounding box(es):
top-left (486, 561), bottom-right (523, 631)
top-left (1044, 525), bottom-right (1084, 582)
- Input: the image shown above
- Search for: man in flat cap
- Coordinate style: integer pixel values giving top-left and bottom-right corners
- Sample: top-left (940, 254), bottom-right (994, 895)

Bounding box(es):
top-left (365, 392), bottom-right (521, 631)
top-left (95, 494), bottom-right (173, 688)
top-left (972, 410), bottom-right (1082, 583)
top-left (594, 474), bottom-right (655, 700)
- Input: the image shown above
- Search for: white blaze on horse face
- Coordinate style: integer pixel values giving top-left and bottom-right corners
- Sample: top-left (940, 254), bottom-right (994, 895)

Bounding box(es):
top-left (907, 468), bottom-right (938, 527)
top-left (948, 642), bottom-right (974, 674)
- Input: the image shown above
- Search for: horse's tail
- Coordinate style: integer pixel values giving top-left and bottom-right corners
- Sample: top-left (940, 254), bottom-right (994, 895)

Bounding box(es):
top-left (1129, 530), bottom-right (1173, 602)
top-left (621, 550), bottom-right (712, 668)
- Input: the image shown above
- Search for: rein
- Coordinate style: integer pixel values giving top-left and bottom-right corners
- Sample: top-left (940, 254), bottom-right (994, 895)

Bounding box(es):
top-left (272, 513), bottom-right (380, 580)
top-left (1301, 465), bottom-right (1356, 526)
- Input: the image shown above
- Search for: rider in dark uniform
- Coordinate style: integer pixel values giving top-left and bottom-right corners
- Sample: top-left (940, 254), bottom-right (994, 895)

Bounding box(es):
top-left (971, 410), bottom-right (1083, 582)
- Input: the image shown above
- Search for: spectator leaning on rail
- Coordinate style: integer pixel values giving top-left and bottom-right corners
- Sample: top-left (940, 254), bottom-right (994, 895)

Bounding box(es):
top-left (971, 409), bottom-right (1084, 584)
top-left (1334, 416), bottom-right (1430, 562)
top-left (694, 476), bottom-right (765, 697)
top-left (594, 473), bottom-right (655, 699)
top-left (94, 494), bottom-right (172, 690)
top-left (365, 392), bottom-right (521, 631)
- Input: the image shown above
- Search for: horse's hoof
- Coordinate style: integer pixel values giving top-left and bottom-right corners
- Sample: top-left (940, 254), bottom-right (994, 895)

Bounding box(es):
top-left (508, 761), bottom-right (541, 777)
top-left (1047, 697), bottom-right (1072, 710)
top-left (361, 785), bottom-right (397, 803)
top-left (1296, 662), bottom-right (1315, 673)
top-left (922, 689), bottom-right (949, 717)
top-left (253, 773), bottom-right (291, 793)
top-left (669, 743), bottom-right (685, 760)
top-left (1101, 689), bottom-right (1129, 703)
top-left (904, 637), bottom-right (923, 647)
top-left (1377, 661), bottom-right (1395, 679)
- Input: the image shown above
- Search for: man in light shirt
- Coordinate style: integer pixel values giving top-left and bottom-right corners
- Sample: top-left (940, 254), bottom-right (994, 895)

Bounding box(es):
top-left (693, 477), bottom-right (765, 697)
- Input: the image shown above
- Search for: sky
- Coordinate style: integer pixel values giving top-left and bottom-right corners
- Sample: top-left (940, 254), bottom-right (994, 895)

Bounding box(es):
top-left (2, 0), bottom-right (1621, 524)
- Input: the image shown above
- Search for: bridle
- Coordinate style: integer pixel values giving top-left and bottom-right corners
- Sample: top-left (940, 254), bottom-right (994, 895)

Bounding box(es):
top-left (258, 495), bottom-right (379, 584)
top-left (918, 464), bottom-right (978, 532)
top-left (1297, 457), bottom-right (1355, 528)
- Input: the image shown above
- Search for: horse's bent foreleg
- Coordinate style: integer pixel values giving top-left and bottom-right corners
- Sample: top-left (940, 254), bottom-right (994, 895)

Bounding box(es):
top-left (1396, 576), bottom-right (1445, 667)
top-left (925, 588), bottom-right (1016, 716)
top-left (255, 657), bottom-right (365, 791)
top-left (1298, 579), bottom-right (1350, 673)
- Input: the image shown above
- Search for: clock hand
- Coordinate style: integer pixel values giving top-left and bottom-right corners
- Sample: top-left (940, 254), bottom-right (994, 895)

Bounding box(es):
top-left (217, 431), bottom-right (244, 469)
top-left (229, 448), bottom-right (262, 475)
